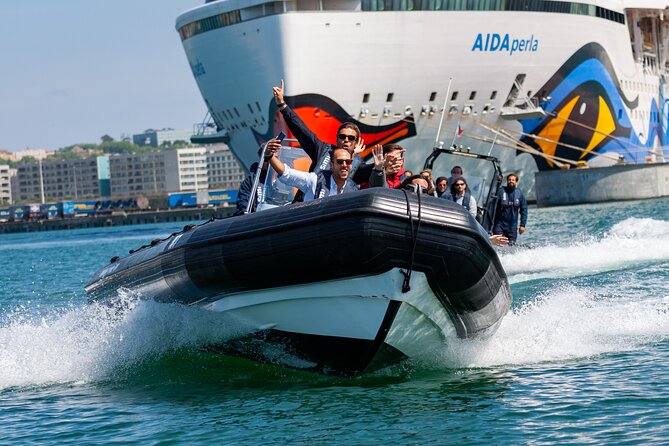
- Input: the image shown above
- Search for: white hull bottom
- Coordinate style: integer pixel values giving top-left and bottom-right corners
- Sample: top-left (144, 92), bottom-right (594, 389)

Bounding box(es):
top-left (200, 269), bottom-right (473, 375)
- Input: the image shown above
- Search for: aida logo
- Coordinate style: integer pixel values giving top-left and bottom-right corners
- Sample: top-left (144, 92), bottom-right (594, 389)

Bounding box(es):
top-left (472, 33), bottom-right (539, 55)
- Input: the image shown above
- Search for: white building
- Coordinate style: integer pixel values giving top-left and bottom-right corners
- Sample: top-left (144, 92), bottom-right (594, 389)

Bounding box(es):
top-left (206, 144), bottom-right (245, 190)
top-left (0, 164), bottom-right (13, 205)
top-left (12, 149), bottom-right (52, 162)
top-left (164, 147), bottom-right (209, 192)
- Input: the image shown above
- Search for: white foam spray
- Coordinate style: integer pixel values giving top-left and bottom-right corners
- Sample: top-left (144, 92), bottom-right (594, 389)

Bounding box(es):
top-left (499, 217), bottom-right (669, 283)
top-left (0, 290), bottom-right (253, 390)
top-left (420, 284), bottom-right (669, 370)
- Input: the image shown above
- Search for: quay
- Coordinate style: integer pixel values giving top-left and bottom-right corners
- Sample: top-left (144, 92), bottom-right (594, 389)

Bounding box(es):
top-left (0, 206), bottom-right (236, 234)
top-left (535, 163), bottom-right (669, 207)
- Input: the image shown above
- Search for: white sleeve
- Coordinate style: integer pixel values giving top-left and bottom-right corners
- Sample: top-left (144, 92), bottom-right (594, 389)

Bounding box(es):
top-left (469, 196), bottom-right (478, 218)
top-left (278, 165), bottom-right (317, 193)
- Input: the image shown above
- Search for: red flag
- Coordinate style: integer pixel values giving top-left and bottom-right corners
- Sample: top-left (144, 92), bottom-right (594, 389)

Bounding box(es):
top-left (456, 124), bottom-right (464, 138)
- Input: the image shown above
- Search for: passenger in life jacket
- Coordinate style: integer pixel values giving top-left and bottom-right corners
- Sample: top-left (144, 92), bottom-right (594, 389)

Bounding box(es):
top-left (448, 165), bottom-right (464, 187)
top-left (272, 80), bottom-right (382, 197)
top-left (265, 139), bottom-right (386, 201)
top-left (234, 146), bottom-right (274, 215)
top-left (444, 177), bottom-right (477, 218)
top-left (420, 169), bottom-right (437, 196)
top-left (492, 173), bottom-right (528, 244)
top-left (435, 177), bottom-right (448, 198)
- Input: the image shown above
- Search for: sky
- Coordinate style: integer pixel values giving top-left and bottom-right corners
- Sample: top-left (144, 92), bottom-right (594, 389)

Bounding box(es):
top-left (0, 0), bottom-right (206, 152)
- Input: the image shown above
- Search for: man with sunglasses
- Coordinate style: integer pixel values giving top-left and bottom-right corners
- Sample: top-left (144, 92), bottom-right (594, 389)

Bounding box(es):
top-left (264, 139), bottom-right (385, 201)
top-left (445, 178), bottom-right (477, 218)
top-left (273, 80), bottom-right (384, 189)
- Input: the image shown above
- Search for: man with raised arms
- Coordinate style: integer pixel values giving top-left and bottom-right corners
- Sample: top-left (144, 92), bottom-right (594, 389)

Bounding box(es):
top-left (264, 139), bottom-right (385, 201)
top-left (273, 80), bottom-right (381, 190)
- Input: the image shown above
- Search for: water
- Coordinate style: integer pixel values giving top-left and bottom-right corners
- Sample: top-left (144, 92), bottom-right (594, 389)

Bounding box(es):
top-left (1, 198), bottom-right (668, 444)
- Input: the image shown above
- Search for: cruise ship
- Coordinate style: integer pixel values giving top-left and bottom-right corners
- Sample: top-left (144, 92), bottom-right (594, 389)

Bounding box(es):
top-left (175, 0), bottom-right (669, 198)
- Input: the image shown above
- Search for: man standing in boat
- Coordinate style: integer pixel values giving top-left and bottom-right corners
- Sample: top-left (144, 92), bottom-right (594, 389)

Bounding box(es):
top-left (492, 173), bottom-right (528, 245)
top-left (273, 80), bottom-right (381, 187)
top-left (264, 139), bottom-right (385, 201)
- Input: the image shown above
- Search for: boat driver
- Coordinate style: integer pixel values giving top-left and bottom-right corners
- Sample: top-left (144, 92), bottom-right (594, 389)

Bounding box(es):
top-left (264, 140), bottom-right (385, 201)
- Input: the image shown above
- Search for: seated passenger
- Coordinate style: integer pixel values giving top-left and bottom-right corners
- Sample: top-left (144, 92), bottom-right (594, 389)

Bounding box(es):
top-left (265, 139), bottom-right (385, 202)
top-left (444, 177), bottom-right (477, 218)
top-left (359, 143), bottom-right (406, 189)
top-left (399, 174), bottom-right (431, 195)
top-left (435, 176), bottom-right (448, 198)
top-left (420, 169), bottom-right (437, 196)
top-left (234, 146), bottom-right (273, 215)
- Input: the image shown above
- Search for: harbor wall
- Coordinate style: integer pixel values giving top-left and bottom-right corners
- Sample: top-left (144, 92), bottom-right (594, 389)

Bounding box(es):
top-left (0, 207), bottom-right (236, 234)
top-left (535, 163), bottom-right (669, 207)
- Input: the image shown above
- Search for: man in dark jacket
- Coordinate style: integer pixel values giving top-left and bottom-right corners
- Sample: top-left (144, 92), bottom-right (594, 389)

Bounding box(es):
top-left (234, 147), bottom-right (273, 215)
top-left (273, 80), bottom-right (381, 188)
top-left (492, 173), bottom-right (528, 244)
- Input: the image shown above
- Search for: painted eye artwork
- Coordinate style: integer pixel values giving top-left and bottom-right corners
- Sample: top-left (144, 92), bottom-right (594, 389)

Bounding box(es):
top-left (518, 43), bottom-right (664, 169)
top-left (254, 94), bottom-right (417, 159)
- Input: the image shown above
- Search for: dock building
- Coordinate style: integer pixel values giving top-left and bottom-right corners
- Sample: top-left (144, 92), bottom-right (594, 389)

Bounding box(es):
top-left (0, 164), bottom-right (13, 205)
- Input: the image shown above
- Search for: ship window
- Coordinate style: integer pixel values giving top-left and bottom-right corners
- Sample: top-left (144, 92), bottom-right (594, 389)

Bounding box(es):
top-left (386, 93), bottom-right (394, 102)
top-left (256, 101), bottom-right (262, 112)
top-left (233, 107), bottom-right (240, 118)
top-left (247, 104), bottom-right (254, 113)
top-left (451, 91), bottom-right (458, 100)
top-left (363, 93), bottom-right (370, 103)
top-left (429, 91), bottom-right (437, 101)
top-left (469, 91), bottom-right (476, 100)
top-left (490, 90), bottom-right (497, 100)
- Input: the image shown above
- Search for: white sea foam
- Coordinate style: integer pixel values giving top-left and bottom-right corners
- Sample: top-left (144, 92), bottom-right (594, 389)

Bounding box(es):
top-left (499, 217), bottom-right (669, 283)
top-left (424, 284), bottom-right (669, 369)
top-left (0, 291), bottom-right (252, 390)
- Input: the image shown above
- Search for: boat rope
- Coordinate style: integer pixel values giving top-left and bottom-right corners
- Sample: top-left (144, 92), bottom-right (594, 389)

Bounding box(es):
top-left (400, 187), bottom-right (423, 293)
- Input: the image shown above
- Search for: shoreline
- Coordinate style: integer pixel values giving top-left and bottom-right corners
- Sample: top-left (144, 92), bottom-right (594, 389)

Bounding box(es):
top-left (0, 207), bottom-right (236, 234)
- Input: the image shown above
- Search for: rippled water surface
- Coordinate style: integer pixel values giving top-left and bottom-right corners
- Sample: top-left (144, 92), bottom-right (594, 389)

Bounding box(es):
top-left (1, 198), bottom-right (668, 444)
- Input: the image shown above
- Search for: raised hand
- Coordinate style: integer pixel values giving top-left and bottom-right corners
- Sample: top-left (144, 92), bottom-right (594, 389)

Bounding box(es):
top-left (372, 144), bottom-right (384, 171)
top-left (353, 137), bottom-right (366, 156)
top-left (272, 80), bottom-right (285, 106)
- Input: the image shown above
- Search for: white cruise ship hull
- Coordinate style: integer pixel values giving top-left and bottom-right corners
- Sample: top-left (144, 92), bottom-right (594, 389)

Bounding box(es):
top-left (176, 1), bottom-right (669, 198)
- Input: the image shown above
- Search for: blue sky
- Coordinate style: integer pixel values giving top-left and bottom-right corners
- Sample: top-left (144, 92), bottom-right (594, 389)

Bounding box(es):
top-left (0, 0), bottom-right (205, 152)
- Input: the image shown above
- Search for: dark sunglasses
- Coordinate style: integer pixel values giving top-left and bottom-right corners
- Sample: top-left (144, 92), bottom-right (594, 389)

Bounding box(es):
top-left (335, 159), bottom-right (353, 165)
top-left (338, 134), bottom-right (357, 142)
top-left (454, 183), bottom-right (465, 187)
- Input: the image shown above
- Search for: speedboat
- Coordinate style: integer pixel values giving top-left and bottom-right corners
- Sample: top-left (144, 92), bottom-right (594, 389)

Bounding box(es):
top-left (86, 182), bottom-right (511, 376)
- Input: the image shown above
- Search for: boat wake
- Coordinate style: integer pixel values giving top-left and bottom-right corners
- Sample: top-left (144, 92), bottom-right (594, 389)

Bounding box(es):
top-left (0, 291), bottom-right (253, 390)
top-left (499, 217), bottom-right (669, 283)
top-left (417, 283), bottom-right (669, 370)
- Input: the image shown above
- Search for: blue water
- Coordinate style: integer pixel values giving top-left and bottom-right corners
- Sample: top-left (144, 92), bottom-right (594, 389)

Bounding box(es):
top-left (1, 198), bottom-right (668, 444)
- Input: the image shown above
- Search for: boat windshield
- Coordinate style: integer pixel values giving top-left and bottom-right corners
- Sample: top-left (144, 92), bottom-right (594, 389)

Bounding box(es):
top-left (424, 146), bottom-right (503, 232)
top-left (256, 146), bottom-right (311, 211)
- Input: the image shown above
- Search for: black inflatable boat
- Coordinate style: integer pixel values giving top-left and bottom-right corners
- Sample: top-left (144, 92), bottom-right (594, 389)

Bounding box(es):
top-left (86, 188), bottom-right (511, 376)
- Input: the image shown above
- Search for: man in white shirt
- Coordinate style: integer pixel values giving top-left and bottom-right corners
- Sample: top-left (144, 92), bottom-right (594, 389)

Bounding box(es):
top-left (265, 139), bottom-right (385, 201)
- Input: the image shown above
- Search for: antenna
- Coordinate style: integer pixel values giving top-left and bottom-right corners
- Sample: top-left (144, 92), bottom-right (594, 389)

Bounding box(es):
top-left (434, 77), bottom-right (453, 147)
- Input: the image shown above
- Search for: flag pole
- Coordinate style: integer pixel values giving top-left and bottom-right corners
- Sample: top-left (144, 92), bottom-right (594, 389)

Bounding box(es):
top-left (434, 77), bottom-right (453, 148)
top-left (450, 115), bottom-right (462, 149)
